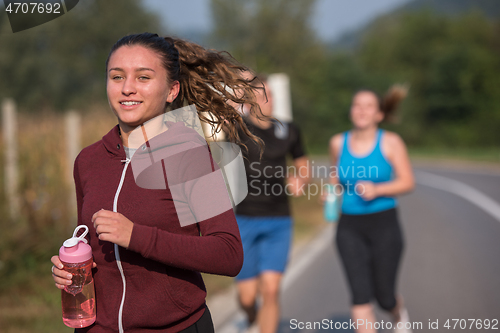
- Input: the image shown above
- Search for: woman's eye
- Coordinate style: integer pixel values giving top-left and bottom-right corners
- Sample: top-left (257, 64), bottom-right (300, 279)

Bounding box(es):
top-left (112, 76), bottom-right (123, 80)
top-left (139, 76), bottom-right (150, 80)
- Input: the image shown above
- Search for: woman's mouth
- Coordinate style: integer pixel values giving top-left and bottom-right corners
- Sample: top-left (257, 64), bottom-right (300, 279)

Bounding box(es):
top-left (119, 101), bottom-right (143, 110)
top-left (120, 101), bottom-right (142, 106)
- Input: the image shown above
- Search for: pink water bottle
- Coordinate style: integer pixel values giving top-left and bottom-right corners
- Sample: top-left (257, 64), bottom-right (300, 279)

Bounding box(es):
top-left (59, 225), bottom-right (96, 328)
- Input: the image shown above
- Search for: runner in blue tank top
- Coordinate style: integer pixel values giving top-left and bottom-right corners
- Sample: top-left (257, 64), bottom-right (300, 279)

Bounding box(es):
top-left (328, 86), bottom-right (415, 333)
top-left (338, 128), bottom-right (397, 215)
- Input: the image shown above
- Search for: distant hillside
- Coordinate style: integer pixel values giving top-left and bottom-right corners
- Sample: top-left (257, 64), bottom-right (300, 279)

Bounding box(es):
top-left (332, 0), bottom-right (500, 49)
top-left (400, 0), bottom-right (500, 19)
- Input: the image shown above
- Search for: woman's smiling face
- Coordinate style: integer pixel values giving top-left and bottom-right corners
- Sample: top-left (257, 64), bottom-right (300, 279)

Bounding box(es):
top-left (106, 45), bottom-right (179, 133)
top-left (350, 91), bottom-right (384, 129)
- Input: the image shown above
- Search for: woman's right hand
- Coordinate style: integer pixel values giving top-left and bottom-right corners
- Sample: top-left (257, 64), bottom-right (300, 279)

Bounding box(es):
top-left (51, 255), bottom-right (73, 290)
top-left (51, 256), bottom-right (97, 289)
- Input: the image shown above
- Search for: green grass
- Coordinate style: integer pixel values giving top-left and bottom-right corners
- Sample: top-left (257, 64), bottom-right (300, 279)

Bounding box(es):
top-left (0, 277), bottom-right (73, 333)
top-left (0, 109), bottom-right (117, 333)
top-left (408, 147), bottom-right (500, 164)
top-left (308, 147), bottom-right (500, 165)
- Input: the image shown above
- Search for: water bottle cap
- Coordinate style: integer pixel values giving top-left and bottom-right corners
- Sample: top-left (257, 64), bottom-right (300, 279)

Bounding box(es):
top-left (63, 225), bottom-right (89, 247)
top-left (59, 225), bottom-right (92, 263)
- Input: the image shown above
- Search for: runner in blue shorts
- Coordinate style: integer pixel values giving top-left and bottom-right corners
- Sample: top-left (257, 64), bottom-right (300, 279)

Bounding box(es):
top-left (235, 215), bottom-right (292, 280)
top-left (235, 75), bottom-right (309, 333)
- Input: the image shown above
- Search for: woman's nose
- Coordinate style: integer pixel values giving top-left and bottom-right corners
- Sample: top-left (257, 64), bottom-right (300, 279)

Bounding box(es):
top-left (122, 78), bottom-right (136, 95)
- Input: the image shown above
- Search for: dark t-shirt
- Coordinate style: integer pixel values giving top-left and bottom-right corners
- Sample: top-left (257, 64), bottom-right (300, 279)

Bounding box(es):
top-left (235, 118), bottom-right (306, 216)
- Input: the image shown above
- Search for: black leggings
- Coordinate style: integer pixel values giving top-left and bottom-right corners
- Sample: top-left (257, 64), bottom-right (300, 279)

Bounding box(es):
top-left (179, 306), bottom-right (215, 333)
top-left (335, 208), bottom-right (403, 311)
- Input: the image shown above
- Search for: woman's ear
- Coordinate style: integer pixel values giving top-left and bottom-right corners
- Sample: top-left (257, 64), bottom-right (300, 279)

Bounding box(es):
top-left (167, 81), bottom-right (180, 103)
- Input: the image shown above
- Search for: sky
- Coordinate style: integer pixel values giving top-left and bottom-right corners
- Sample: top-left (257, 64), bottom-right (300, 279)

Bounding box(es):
top-left (142, 0), bottom-right (413, 42)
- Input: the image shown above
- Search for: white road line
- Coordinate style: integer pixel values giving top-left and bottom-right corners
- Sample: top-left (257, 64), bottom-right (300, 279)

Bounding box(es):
top-left (217, 225), bottom-right (335, 333)
top-left (415, 170), bottom-right (500, 223)
top-left (417, 166), bottom-right (500, 177)
top-left (282, 224), bottom-right (334, 291)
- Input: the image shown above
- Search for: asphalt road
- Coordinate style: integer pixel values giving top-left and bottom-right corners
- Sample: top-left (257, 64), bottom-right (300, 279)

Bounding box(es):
top-left (216, 165), bottom-right (500, 333)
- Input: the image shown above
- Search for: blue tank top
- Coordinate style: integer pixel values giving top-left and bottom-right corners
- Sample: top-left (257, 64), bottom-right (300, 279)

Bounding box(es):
top-left (338, 129), bottom-right (397, 215)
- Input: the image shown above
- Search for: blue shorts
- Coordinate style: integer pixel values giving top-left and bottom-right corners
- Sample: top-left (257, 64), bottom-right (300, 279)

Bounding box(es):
top-left (235, 215), bottom-right (293, 281)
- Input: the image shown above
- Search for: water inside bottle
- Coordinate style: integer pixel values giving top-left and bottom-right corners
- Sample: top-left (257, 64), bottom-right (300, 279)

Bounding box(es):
top-left (64, 259), bottom-right (92, 296)
top-left (62, 280), bottom-right (96, 328)
top-left (61, 259), bottom-right (96, 328)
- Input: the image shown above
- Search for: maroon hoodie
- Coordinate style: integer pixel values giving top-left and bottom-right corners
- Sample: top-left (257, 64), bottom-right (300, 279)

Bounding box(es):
top-left (74, 124), bottom-right (243, 332)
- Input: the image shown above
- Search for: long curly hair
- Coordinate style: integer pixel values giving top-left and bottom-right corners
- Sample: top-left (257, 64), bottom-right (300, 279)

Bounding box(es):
top-left (105, 32), bottom-right (265, 150)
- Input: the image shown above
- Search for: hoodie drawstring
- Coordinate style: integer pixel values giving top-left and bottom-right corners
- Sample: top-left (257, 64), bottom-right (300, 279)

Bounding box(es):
top-left (114, 158), bottom-right (131, 333)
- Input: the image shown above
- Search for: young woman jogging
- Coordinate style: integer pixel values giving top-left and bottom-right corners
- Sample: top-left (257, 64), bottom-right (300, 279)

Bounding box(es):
top-left (329, 86), bottom-right (414, 333)
top-left (50, 32), bottom-right (264, 332)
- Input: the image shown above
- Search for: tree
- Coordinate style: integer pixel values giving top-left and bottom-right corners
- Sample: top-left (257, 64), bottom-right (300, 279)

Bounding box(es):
top-left (0, 0), bottom-right (162, 112)
top-left (357, 10), bottom-right (500, 147)
top-left (210, 0), bottom-right (334, 150)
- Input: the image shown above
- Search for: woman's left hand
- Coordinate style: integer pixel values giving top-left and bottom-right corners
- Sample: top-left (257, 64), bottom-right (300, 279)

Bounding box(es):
top-left (92, 209), bottom-right (134, 248)
top-left (356, 181), bottom-right (378, 201)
